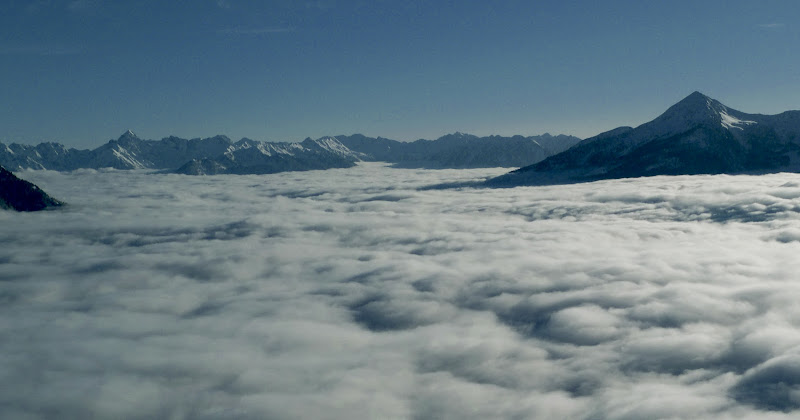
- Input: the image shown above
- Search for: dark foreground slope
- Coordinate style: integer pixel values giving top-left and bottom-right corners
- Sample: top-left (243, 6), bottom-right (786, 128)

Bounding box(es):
top-left (0, 166), bottom-right (63, 211)
top-left (487, 92), bottom-right (800, 187)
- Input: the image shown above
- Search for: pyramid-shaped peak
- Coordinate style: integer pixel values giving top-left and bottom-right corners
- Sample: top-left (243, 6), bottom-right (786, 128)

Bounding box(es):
top-left (118, 129), bottom-right (139, 140)
top-left (656, 91), bottom-right (727, 121)
top-left (685, 91), bottom-right (710, 101)
top-left (670, 91), bottom-right (721, 110)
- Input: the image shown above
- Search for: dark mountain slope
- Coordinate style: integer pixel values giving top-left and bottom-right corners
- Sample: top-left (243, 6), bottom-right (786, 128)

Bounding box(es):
top-left (0, 166), bottom-right (63, 211)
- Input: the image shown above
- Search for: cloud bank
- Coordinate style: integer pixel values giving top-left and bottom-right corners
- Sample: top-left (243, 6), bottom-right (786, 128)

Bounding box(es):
top-left (4, 164), bottom-right (800, 418)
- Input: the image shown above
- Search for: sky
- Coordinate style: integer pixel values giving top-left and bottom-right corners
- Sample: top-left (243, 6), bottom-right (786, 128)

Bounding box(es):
top-left (1, 0), bottom-right (799, 149)
top-left (7, 165), bottom-right (800, 417)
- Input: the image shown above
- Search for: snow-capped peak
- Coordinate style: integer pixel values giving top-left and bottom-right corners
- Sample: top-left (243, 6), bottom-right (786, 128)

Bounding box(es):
top-left (119, 129), bottom-right (138, 138)
top-left (116, 129), bottom-right (140, 142)
top-left (646, 91), bottom-right (762, 136)
top-left (299, 137), bottom-right (363, 160)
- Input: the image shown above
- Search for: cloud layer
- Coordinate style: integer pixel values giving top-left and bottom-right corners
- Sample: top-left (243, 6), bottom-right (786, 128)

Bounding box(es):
top-left (4, 164), bottom-right (800, 418)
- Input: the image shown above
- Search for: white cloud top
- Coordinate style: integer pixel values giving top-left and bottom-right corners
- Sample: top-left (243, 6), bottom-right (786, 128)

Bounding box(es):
top-left (4, 163), bottom-right (800, 418)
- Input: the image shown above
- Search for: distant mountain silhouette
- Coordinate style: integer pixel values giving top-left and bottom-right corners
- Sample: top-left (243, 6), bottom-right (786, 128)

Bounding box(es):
top-left (0, 165), bottom-right (63, 211)
top-left (487, 92), bottom-right (800, 186)
top-left (337, 132), bottom-right (581, 168)
top-left (1, 131), bottom-right (582, 174)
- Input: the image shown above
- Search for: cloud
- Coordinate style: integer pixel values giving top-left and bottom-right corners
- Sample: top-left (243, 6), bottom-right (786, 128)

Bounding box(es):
top-left (4, 164), bottom-right (800, 417)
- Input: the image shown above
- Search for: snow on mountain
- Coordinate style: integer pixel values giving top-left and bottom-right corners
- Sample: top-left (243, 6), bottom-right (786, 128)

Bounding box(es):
top-left (0, 128), bottom-right (583, 174)
top-left (0, 131), bottom-right (370, 176)
top-left (487, 91), bottom-right (800, 187)
top-left (87, 132), bottom-right (235, 170)
top-left (719, 108), bottom-right (757, 130)
top-left (0, 165), bottom-right (63, 211)
top-left (0, 132), bottom-right (235, 171)
top-left (174, 136), bottom-right (360, 175)
top-left (0, 142), bottom-right (89, 171)
top-left (0, 130), bottom-right (581, 175)
top-left (303, 136), bottom-right (366, 160)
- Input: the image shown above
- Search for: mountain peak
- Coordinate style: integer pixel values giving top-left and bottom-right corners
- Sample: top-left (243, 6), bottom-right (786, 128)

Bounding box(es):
top-left (487, 91), bottom-right (792, 187)
top-left (654, 91), bottom-right (758, 132)
top-left (685, 90), bottom-right (709, 101)
top-left (118, 130), bottom-right (139, 141)
top-left (670, 91), bottom-right (717, 111)
top-left (647, 91), bottom-right (732, 133)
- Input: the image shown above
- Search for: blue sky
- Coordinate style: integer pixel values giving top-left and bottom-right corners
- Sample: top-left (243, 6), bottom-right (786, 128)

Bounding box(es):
top-left (1, 0), bottom-right (798, 148)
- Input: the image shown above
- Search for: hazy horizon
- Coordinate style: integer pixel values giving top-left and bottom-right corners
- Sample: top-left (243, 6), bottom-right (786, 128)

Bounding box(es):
top-left (2, 128), bottom-right (584, 149)
top-left (3, 89), bottom-right (795, 150)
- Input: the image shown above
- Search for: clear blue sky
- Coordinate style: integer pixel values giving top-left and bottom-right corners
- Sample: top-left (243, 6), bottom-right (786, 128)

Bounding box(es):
top-left (1, 0), bottom-right (798, 149)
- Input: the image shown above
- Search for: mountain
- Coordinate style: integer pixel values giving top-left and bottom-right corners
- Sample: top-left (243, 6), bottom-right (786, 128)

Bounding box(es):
top-left (173, 137), bottom-right (361, 175)
top-left (0, 142), bottom-right (92, 171)
top-left (2, 130), bottom-right (582, 174)
top-left (0, 131), bottom-right (233, 171)
top-left (0, 131), bottom-right (360, 175)
top-left (89, 130), bottom-right (234, 169)
top-left (0, 165), bottom-right (63, 211)
top-left (487, 92), bottom-right (800, 186)
top-left (337, 132), bottom-right (581, 168)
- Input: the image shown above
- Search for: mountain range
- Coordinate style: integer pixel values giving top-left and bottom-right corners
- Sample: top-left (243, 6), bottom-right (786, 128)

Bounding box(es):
top-left (0, 165), bottom-right (63, 211)
top-left (6, 91), bottom-right (792, 183)
top-left (487, 92), bottom-right (800, 186)
top-left (337, 132), bottom-right (581, 168)
top-left (0, 131), bottom-right (580, 175)
top-left (0, 130), bottom-right (233, 172)
top-left (174, 136), bottom-right (362, 175)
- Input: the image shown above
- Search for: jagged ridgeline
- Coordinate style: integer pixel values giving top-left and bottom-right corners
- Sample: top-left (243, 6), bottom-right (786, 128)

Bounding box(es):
top-left (0, 131), bottom-right (582, 175)
top-left (488, 92), bottom-right (800, 187)
top-left (0, 165), bottom-right (63, 211)
top-left (336, 132), bottom-right (581, 168)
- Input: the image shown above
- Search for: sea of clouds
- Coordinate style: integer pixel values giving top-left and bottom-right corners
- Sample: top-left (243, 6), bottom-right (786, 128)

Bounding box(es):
top-left (4, 162), bottom-right (800, 419)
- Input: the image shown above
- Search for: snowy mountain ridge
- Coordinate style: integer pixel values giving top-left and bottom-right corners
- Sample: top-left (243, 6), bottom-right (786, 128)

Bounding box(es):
top-left (174, 136), bottom-right (363, 175)
top-left (1, 131), bottom-right (580, 174)
top-left (488, 91), bottom-right (800, 187)
top-left (0, 132), bottom-right (363, 174)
